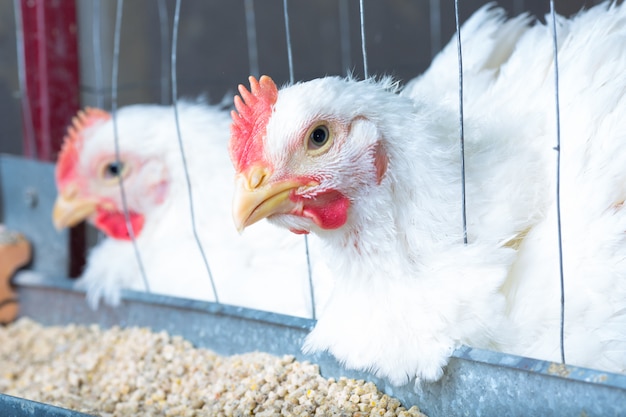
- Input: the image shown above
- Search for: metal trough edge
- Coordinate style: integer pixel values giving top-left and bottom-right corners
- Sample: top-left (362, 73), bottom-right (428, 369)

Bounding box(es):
top-left (2, 270), bottom-right (625, 417)
top-left (0, 392), bottom-right (94, 417)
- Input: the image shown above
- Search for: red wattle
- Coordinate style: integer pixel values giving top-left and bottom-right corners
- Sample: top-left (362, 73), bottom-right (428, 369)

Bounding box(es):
top-left (292, 190), bottom-right (350, 230)
top-left (94, 209), bottom-right (145, 240)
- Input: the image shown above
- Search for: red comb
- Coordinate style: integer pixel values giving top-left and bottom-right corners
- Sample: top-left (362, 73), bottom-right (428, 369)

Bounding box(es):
top-left (229, 75), bottom-right (278, 172)
top-left (56, 107), bottom-right (111, 188)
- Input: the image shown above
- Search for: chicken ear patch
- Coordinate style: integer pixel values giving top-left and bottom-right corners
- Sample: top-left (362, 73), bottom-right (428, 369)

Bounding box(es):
top-left (373, 141), bottom-right (388, 185)
top-left (229, 75), bottom-right (278, 173)
top-left (140, 160), bottom-right (170, 206)
top-left (56, 108), bottom-right (112, 189)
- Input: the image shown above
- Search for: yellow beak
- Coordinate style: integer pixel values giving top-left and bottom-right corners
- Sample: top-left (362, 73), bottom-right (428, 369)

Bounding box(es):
top-left (52, 187), bottom-right (98, 230)
top-left (232, 166), bottom-right (312, 232)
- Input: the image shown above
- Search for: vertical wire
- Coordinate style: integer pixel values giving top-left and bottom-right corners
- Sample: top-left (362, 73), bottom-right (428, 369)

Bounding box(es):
top-left (92, 0), bottom-right (105, 109)
top-left (282, 0), bottom-right (295, 82)
top-left (35, 3), bottom-right (49, 159)
top-left (244, 0), bottom-right (260, 77)
top-left (92, 0), bottom-right (107, 245)
top-left (359, 0), bottom-right (369, 78)
top-left (171, 0), bottom-right (220, 303)
top-left (157, 0), bottom-right (171, 105)
top-left (12, 0), bottom-right (36, 159)
top-left (454, 0), bottom-right (468, 245)
top-left (429, 0), bottom-right (442, 58)
top-left (549, 0), bottom-right (566, 365)
top-left (338, 0), bottom-right (352, 75)
top-left (282, 0), bottom-right (316, 320)
top-left (111, 0), bottom-right (151, 292)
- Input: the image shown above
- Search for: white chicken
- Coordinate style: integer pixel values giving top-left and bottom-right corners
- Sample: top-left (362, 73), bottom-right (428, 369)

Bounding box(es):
top-left (229, 1), bottom-right (626, 385)
top-left (53, 101), bottom-right (332, 317)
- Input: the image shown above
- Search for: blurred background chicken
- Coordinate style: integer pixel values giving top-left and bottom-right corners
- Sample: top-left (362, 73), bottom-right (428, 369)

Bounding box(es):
top-left (229, 1), bottom-right (626, 384)
top-left (52, 101), bottom-right (332, 317)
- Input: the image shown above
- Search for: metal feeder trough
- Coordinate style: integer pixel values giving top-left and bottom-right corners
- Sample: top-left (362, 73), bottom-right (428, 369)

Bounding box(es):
top-left (1, 154), bottom-right (626, 417)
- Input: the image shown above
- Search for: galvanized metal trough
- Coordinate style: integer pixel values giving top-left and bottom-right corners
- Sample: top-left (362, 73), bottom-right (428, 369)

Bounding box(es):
top-left (1, 154), bottom-right (625, 417)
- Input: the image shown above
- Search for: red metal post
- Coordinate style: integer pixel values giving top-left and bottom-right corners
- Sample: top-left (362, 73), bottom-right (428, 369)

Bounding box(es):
top-left (19, 0), bottom-right (80, 162)
top-left (19, 0), bottom-right (85, 277)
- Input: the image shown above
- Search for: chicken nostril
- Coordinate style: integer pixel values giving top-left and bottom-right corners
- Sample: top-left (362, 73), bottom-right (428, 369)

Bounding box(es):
top-left (62, 184), bottom-right (79, 199)
top-left (249, 168), bottom-right (267, 190)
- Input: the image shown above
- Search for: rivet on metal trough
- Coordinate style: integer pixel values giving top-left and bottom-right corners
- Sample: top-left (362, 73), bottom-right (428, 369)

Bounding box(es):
top-left (24, 188), bottom-right (38, 208)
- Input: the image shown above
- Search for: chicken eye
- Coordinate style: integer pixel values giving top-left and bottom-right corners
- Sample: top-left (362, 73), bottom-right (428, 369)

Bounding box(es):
top-left (101, 160), bottom-right (127, 180)
top-left (306, 124), bottom-right (332, 154)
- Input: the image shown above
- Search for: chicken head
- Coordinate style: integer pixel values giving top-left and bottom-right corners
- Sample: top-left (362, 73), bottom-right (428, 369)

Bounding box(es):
top-left (53, 108), bottom-right (170, 240)
top-left (230, 75), bottom-right (390, 236)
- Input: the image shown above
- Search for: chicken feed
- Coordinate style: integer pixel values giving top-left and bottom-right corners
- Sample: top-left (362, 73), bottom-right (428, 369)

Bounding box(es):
top-left (0, 318), bottom-right (426, 416)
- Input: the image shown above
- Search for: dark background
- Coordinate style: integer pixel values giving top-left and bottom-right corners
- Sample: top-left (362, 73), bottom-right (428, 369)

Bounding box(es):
top-left (0, 0), bottom-right (609, 156)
